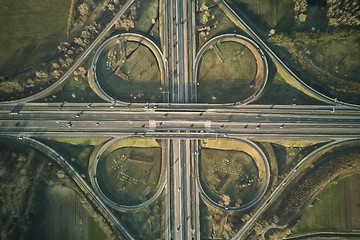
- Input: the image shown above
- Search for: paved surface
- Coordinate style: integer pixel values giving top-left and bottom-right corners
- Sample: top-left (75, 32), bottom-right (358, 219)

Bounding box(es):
top-left (194, 138), bottom-right (271, 212)
top-left (216, 0), bottom-right (360, 108)
top-left (1, 106), bottom-right (359, 137)
top-left (232, 139), bottom-right (355, 239)
top-left (90, 33), bottom-right (166, 102)
top-left (194, 34), bottom-right (269, 104)
top-left (0, 135), bottom-right (134, 240)
top-left (1, 0), bottom-right (360, 239)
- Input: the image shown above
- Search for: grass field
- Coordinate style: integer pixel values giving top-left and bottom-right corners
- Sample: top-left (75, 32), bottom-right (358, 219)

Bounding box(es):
top-left (269, 31), bottom-right (360, 103)
top-left (36, 138), bottom-right (95, 176)
top-left (43, 70), bottom-right (105, 103)
top-left (255, 71), bottom-right (323, 105)
top-left (135, 0), bottom-right (159, 38)
top-left (292, 181), bottom-right (341, 234)
top-left (97, 41), bottom-right (162, 102)
top-left (30, 185), bottom-right (109, 240)
top-left (340, 174), bottom-right (360, 231)
top-left (98, 145), bottom-right (162, 205)
top-left (200, 148), bottom-right (260, 206)
top-left (0, 0), bottom-right (71, 77)
top-left (106, 138), bottom-right (161, 152)
top-left (292, 174), bottom-right (360, 235)
top-left (199, 139), bottom-right (264, 207)
top-left (198, 41), bottom-right (257, 103)
top-left (271, 143), bottom-right (323, 176)
top-left (47, 137), bottom-right (110, 146)
top-left (259, 140), bottom-right (328, 148)
top-left (255, 140), bottom-right (328, 176)
top-left (294, 32), bottom-right (360, 81)
top-left (234, 0), bottom-right (293, 29)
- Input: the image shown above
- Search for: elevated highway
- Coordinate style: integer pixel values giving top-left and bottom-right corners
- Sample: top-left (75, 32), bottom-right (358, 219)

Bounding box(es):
top-left (1, 106), bottom-right (359, 138)
top-left (1, 0), bottom-right (360, 239)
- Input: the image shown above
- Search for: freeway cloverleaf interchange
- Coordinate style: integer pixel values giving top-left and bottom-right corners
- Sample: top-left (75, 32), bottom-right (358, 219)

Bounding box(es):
top-left (0, 0), bottom-right (359, 239)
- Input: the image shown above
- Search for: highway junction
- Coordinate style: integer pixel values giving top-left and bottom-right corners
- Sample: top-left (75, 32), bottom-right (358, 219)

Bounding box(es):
top-left (0, 0), bottom-right (359, 239)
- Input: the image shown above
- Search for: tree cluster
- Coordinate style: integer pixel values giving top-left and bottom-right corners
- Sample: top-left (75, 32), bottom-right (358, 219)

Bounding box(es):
top-left (199, 3), bottom-right (211, 25)
top-left (280, 148), bottom-right (360, 218)
top-left (114, 4), bottom-right (138, 31)
top-left (204, 204), bottom-right (234, 239)
top-left (68, 0), bottom-right (100, 31)
top-left (197, 3), bottom-right (217, 40)
top-left (0, 145), bottom-right (53, 240)
top-left (327, 0), bottom-right (360, 27)
top-left (294, 0), bottom-right (308, 23)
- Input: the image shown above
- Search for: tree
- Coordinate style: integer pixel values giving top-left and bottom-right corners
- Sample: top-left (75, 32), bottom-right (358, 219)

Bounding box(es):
top-left (78, 3), bottom-right (89, 17)
top-left (221, 194), bottom-right (231, 206)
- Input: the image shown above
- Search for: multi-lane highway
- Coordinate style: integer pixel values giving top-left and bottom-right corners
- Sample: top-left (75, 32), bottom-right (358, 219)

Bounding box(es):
top-left (1, 105), bottom-right (359, 137)
top-left (1, 0), bottom-right (360, 239)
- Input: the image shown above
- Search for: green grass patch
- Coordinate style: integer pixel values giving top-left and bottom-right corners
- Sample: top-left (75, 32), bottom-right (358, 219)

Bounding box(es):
top-left (46, 137), bottom-right (110, 146)
top-left (255, 72), bottom-right (323, 105)
top-left (267, 141), bottom-right (327, 176)
top-left (292, 181), bottom-right (341, 234)
top-left (96, 41), bottom-right (162, 102)
top-left (107, 138), bottom-right (161, 152)
top-left (200, 148), bottom-right (260, 206)
top-left (269, 31), bottom-right (360, 103)
top-left (98, 146), bottom-right (162, 205)
top-left (0, 0), bottom-right (71, 76)
top-left (198, 41), bottom-right (257, 103)
top-left (41, 72), bottom-right (105, 103)
top-left (134, 0), bottom-right (159, 38)
top-left (258, 139), bottom-right (328, 148)
top-left (294, 32), bottom-right (360, 81)
top-left (201, 139), bottom-right (252, 151)
top-left (35, 138), bottom-right (94, 176)
top-left (234, 0), bottom-right (293, 28)
top-left (88, 217), bottom-right (109, 240)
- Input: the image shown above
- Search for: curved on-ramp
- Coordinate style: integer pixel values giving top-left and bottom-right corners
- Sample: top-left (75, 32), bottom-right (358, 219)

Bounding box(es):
top-left (89, 33), bottom-right (166, 103)
top-left (89, 137), bottom-right (167, 211)
top-left (216, 0), bottom-right (360, 109)
top-left (0, 134), bottom-right (134, 240)
top-left (0, 0), bottom-right (135, 105)
top-left (232, 138), bottom-right (360, 239)
top-left (195, 138), bottom-right (271, 212)
top-left (194, 34), bottom-right (269, 105)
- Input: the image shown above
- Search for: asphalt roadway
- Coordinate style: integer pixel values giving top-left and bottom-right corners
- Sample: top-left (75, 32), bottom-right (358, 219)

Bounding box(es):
top-left (1, 106), bottom-right (359, 137)
top-left (232, 138), bottom-right (358, 239)
top-left (1, 0), bottom-right (360, 239)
